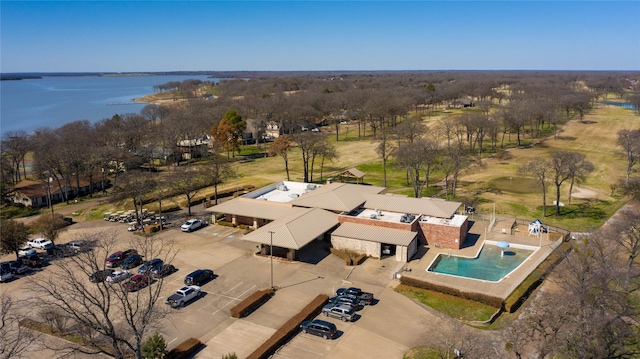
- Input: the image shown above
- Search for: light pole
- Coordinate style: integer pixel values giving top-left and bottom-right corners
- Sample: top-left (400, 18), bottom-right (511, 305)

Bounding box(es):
top-left (268, 230), bottom-right (275, 289)
top-left (44, 176), bottom-right (54, 214)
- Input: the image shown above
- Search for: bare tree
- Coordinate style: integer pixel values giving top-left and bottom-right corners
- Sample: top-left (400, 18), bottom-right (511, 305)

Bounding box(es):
top-left (114, 170), bottom-right (157, 227)
top-left (268, 135), bottom-right (293, 181)
top-left (1, 130), bottom-right (31, 183)
top-left (28, 231), bottom-right (176, 359)
top-left (519, 158), bottom-right (553, 217)
top-left (0, 292), bottom-right (34, 359)
top-left (207, 139), bottom-right (233, 205)
top-left (566, 152), bottom-right (594, 205)
top-left (397, 139), bottom-right (431, 198)
top-left (550, 150), bottom-right (575, 216)
top-left (293, 132), bottom-right (324, 183)
top-left (170, 165), bottom-right (209, 216)
top-left (606, 205), bottom-right (640, 275)
top-left (617, 129), bottom-right (640, 184)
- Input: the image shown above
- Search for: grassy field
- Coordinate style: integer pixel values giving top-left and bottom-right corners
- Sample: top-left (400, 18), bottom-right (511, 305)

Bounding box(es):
top-left (229, 103), bottom-right (639, 231)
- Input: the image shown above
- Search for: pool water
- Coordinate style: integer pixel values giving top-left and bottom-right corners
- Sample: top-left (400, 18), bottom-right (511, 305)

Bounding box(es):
top-left (428, 244), bottom-right (534, 282)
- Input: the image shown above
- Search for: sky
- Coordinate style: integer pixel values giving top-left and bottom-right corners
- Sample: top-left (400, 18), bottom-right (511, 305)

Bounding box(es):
top-left (1, 1), bottom-right (639, 72)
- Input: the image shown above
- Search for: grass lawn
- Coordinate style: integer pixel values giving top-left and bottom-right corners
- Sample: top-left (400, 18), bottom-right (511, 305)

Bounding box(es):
top-left (395, 284), bottom-right (498, 322)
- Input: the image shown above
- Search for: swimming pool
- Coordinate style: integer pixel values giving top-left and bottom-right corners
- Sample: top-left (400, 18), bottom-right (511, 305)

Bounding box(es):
top-left (427, 241), bottom-right (536, 282)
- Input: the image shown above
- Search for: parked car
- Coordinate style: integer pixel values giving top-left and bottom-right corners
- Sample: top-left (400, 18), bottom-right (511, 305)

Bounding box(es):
top-left (166, 285), bottom-right (202, 308)
top-left (66, 240), bottom-right (89, 253)
top-left (89, 269), bottom-right (115, 283)
top-left (121, 274), bottom-right (150, 292)
top-left (27, 237), bottom-right (53, 250)
top-left (120, 254), bottom-right (144, 270)
top-left (106, 270), bottom-right (132, 284)
top-left (300, 319), bottom-right (337, 340)
top-left (321, 304), bottom-right (355, 322)
top-left (138, 258), bottom-right (163, 274)
top-left (19, 254), bottom-right (47, 268)
top-left (0, 263), bottom-right (14, 282)
top-left (184, 269), bottom-right (214, 286)
top-left (181, 219), bottom-right (203, 232)
top-left (336, 287), bottom-right (374, 305)
top-left (47, 244), bottom-right (75, 258)
top-left (18, 245), bottom-right (36, 256)
top-left (151, 264), bottom-right (176, 279)
top-left (105, 249), bottom-right (138, 268)
top-left (328, 295), bottom-right (359, 309)
top-left (6, 260), bottom-right (28, 275)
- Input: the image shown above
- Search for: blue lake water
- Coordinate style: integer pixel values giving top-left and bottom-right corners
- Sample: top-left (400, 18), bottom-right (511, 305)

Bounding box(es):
top-left (599, 101), bottom-right (634, 109)
top-left (0, 74), bottom-right (214, 136)
top-left (428, 244), bottom-right (534, 282)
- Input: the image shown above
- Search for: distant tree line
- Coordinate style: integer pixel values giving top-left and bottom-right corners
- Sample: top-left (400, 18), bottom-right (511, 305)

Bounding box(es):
top-left (2, 71), bottom-right (639, 207)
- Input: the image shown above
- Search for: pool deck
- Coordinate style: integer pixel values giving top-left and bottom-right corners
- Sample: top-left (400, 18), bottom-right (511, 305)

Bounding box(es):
top-left (401, 217), bottom-right (564, 300)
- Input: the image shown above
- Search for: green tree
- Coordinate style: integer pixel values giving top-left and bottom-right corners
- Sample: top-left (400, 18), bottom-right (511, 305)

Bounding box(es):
top-left (30, 213), bottom-right (69, 246)
top-left (213, 110), bottom-right (246, 157)
top-left (222, 353), bottom-right (238, 359)
top-left (0, 219), bottom-right (29, 260)
top-left (141, 332), bottom-right (167, 359)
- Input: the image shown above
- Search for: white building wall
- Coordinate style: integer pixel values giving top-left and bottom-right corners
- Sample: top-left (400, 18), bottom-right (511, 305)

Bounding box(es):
top-left (331, 236), bottom-right (381, 258)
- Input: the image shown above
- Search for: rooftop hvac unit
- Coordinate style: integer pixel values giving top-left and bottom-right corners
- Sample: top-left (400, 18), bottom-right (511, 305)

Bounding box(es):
top-left (289, 193), bottom-right (299, 198)
top-left (370, 213), bottom-right (378, 219)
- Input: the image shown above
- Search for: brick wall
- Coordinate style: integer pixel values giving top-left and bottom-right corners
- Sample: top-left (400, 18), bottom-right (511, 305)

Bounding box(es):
top-left (418, 218), bottom-right (469, 250)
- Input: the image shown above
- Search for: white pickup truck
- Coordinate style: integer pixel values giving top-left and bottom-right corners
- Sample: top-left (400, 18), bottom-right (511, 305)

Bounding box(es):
top-left (166, 285), bottom-right (201, 308)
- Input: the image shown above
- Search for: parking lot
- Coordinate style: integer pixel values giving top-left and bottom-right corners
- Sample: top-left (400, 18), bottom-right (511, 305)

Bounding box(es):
top-left (1, 217), bottom-right (450, 359)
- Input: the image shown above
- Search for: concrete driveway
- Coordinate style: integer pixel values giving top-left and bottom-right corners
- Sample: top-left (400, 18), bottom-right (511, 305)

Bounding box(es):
top-left (1, 218), bottom-right (447, 359)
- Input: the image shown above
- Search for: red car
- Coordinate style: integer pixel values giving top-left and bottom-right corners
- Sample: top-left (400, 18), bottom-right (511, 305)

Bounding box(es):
top-left (105, 249), bottom-right (137, 268)
top-left (121, 273), bottom-right (150, 292)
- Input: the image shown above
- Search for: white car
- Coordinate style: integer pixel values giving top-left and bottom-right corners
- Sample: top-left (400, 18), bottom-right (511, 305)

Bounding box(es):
top-left (27, 237), bottom-right (53, 250)
top-left (18, 245), bottom-right (36, 256)
top-left (181, 219), bottom-right (203, 232)
top-left (106, 270), bottom-right (132, 284)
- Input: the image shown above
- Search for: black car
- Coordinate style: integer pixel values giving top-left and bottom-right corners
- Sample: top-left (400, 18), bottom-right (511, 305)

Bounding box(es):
top-left (6, 260), bottom-right (29, 274)
top-left (184, 269), bottom-right (214, 286)
top-left (47, 244), bottom-right (75, 258)
top-left (19, 254), bottom-right (48, 268)
top-left (300, 319), bottom-right (337, 339)
top-left (336, 287), bottom-right (374, 305)
top-left (89, 269), bottom-right (115, 283)
top-left (120, 254), bottom-right (144, 270)
top-left (151, 264), bottom-right (176, 278)
top-left (138, 258), bottom-right (163, 274)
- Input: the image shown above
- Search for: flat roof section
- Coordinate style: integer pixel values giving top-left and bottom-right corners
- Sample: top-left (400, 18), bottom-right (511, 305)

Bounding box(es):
top-left (332, 222), bottom-right (417, 246)
top-left (364, 194), bottom-right (462, 218)
top-left (243, 181), bottom-right (322, 203)
top-left (347, 208), bottom-right (417, 224)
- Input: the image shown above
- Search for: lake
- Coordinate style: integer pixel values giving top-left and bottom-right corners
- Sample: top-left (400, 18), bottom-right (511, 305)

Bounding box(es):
top-left (0, 74), bottom-right (215, 136)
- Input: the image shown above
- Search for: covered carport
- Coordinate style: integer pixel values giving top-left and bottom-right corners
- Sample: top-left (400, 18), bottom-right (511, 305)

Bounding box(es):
top-left (330, 222), bottom-right (418, 262)
top-left (207, 198), bottom-right (295, 229)
top-left (241, 207), bottom-right (339, 260)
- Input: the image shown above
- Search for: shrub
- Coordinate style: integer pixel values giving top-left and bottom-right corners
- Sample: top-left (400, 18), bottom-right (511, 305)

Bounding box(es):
top-left (229, 288), bottom-right (274, 318)
top-left (352, 253), bottom-right (368, 265)
top-left (164, 338), bottom-right (203, 359)
top-left (141, 332), bottom-right (167, 359)
top-left (217, 221), bottom-right (235, 227)
top-left (246, 294), bottom-right (328, 359)
top-left (330, 248), bottom-right (352, 265)
top-left (399, 276), bottom-right (504, 308)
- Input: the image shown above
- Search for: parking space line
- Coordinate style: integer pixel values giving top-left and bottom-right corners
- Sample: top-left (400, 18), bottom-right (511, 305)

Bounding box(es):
top-left (167, 337), bottom-right (178, 345)
top-left (210, 284), bottom-right (256, 315)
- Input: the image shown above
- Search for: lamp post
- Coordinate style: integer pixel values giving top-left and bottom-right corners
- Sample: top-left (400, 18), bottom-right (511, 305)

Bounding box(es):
top-left (268, 230), bottom-right (275, 289)
top-left (44, 176), bottom-right (54, 214)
